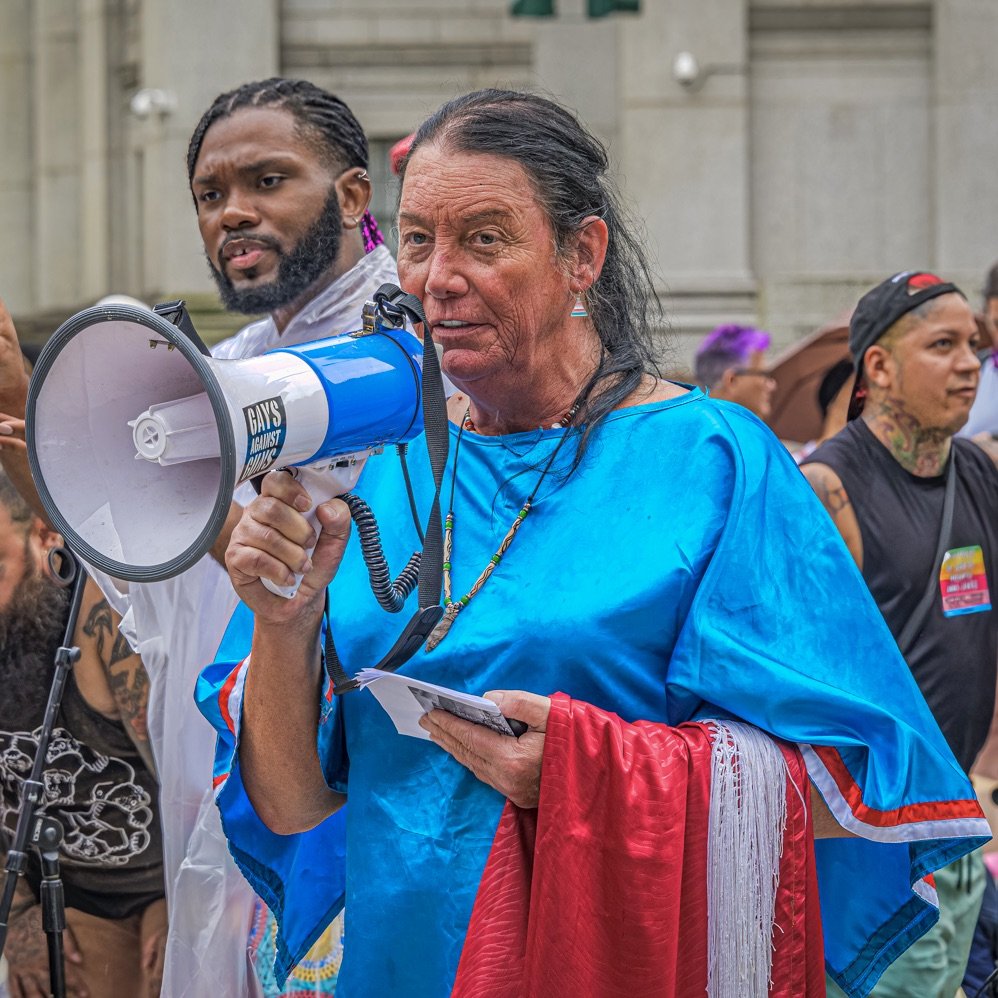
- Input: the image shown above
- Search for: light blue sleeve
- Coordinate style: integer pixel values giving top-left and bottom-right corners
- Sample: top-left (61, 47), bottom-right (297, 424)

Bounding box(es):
top-left (196, 602), bottom-right (348, 987)
top-left (663, 407), bottom-right (990, 996)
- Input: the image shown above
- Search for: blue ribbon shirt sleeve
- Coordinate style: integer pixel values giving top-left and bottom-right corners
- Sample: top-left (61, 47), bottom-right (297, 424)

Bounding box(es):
top-left (663, 405), bottom-right (991, 997)
top-left (195, 601), bottom-right (348, 986)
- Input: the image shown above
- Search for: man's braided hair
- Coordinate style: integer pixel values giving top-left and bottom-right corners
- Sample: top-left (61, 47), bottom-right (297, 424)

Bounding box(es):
top-left (187, 77), bottom-right (368, 185)
top-left (186, 78), bottom-right (384, 252)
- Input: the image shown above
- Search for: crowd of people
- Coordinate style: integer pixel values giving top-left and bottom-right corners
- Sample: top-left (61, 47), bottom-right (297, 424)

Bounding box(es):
top-left (0, 76), bottom-right (995, 998)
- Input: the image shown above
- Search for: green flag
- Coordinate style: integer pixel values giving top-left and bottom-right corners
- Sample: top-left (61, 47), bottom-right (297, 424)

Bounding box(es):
top-left (510, 0), bottom-right (555, 15)
top-left (588, 0), bottom-right (639, 15)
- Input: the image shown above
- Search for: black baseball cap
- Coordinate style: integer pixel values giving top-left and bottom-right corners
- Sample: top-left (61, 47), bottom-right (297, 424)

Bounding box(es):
top-left (847, 271), bottom-right (965, 419)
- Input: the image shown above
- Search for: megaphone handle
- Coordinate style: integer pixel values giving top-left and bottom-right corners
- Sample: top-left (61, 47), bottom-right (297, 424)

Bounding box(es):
top-left (261, 462), bottom-right (365, 599)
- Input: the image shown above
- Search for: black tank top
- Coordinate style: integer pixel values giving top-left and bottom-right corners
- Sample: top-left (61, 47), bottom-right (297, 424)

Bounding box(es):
top-left (0, 625), bottom-right (164, 918)
top-left (805, 420), bottom-right (998, 772)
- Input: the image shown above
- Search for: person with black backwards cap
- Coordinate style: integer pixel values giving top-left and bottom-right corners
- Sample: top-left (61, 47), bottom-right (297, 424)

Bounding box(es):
top-left (802, 271), bottom-right (998, 998)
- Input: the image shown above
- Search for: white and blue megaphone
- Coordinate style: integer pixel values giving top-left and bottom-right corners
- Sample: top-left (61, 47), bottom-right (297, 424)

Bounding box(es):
top-left (26, 289), bottom-right (426, 597)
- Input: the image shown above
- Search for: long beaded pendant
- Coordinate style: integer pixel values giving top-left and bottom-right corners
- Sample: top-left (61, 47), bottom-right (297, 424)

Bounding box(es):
top-left (425, 500), bottom-right (532, 652)
top-left (424, 402), bottom-right (576, 653)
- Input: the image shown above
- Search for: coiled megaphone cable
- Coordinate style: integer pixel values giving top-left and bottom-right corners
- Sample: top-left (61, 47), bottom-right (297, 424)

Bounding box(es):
top-left (341, 492), bottom-right (421, 614)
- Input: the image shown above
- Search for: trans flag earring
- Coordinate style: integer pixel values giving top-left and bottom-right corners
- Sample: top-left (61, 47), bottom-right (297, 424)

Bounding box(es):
top-left (570, 291), bottom-right (588, 318)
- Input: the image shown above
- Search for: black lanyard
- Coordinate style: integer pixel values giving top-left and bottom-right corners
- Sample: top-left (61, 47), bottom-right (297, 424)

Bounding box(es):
top-left (896, 448), bottom-right (957, 657)
top-left (324, 285), bottom-right (448, 694)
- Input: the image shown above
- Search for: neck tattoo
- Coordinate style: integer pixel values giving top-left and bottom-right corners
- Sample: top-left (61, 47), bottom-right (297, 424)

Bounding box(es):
top-left (865, 397), bottom-right (952, 477)
top-left (425, 404), bottom-right (578, 651)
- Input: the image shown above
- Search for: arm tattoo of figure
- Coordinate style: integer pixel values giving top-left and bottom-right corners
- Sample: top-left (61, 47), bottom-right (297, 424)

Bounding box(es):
top-left (107, 659), bottom-right (156, 775)
top-left (805, 465), bottom-right (863, 569)
top-left (84, 598), bottom-right (157, 775)
top-left (811, 475), bottom-right (852, 519)
top-left (82, 599), bottom-right (133, 667)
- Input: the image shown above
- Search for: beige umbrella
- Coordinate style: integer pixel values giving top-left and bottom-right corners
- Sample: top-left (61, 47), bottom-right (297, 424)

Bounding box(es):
top-left (767, 320), bottom-right (851, 445)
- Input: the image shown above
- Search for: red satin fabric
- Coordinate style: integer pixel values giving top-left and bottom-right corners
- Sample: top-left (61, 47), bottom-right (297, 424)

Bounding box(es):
top-left (453, 694), bottom-right (825, 998)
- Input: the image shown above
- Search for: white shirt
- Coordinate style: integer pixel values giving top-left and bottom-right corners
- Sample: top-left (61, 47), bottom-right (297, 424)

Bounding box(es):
top-left (89, 246), bottom-right (400, 996)
top-left (960, 354), bottom-right (998, 438)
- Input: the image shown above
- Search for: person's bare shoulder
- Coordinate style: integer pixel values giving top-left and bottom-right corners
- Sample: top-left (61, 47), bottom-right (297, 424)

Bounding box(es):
top-left (801, 461), bottom-right (864, 569)
top-left (969, 432), bottom-right (998, 472)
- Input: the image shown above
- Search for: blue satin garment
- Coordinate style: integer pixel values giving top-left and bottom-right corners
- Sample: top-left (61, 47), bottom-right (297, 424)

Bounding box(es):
top-left (198, 389), bottom-right (988, 998)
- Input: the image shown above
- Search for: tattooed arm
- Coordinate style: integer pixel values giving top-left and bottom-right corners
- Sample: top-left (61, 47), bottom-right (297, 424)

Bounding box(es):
top-left (77, 581), bottom-right (157, 777)
top-left (801, 462), bottom-right (864, 570)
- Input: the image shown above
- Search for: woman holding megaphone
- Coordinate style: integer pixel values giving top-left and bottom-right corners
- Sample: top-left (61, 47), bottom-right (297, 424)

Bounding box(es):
top-left (207, 90), bottom-right (989, 998)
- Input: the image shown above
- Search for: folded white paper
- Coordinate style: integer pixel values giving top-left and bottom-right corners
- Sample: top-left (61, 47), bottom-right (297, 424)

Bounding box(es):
top-left (356, 669), bottom-right (518, 739)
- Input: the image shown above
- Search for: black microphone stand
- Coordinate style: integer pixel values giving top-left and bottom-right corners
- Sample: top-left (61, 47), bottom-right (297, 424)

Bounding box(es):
top-left (0, 547), bottom-right (86, 998)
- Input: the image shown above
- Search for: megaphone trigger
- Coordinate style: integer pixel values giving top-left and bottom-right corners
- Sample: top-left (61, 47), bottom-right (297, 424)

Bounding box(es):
top-left (261, 459), bottom-right (368, 599)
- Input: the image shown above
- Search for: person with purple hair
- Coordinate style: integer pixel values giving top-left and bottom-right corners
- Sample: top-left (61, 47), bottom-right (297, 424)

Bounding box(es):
top-left (694, 323), bottom-right (776, 420)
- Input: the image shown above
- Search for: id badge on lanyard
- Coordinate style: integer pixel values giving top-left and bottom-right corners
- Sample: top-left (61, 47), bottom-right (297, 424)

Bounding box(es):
top-left (939, 545), bottom-right (992, 617)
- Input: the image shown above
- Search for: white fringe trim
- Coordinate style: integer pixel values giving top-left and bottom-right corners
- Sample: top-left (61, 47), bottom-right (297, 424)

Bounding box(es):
top-left (706, 721), bottom-right (789, 998)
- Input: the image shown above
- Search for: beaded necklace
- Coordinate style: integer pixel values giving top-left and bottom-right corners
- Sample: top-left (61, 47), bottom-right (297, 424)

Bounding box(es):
top-left (425, 404), bottom-right (578, 651)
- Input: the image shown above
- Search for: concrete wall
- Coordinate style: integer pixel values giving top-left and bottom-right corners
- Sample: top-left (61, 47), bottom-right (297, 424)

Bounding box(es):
top-left (136, 0), bottom-right (279, 301)
top-left (749, 6), bottom-right (933, 349)
top-left (934, 0), bottom-right (998, 283)
top-left (282, 0), bottom-right (534, 140)
top-left (1, 0), bottom-right (281, 340)
top-left (2, 0), bottom-right (997, 359)
top-left (0, 1), bottom-right (34, 316)
top-left (617, 0), bottom-right (755, 366)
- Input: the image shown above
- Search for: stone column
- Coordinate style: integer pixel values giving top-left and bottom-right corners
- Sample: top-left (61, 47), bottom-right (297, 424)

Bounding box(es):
top-left (0, 1), bottom-right (34, 312)
top-left (136, 0), bottom-right (280, 300)
top-left (79, 0), bottom-right (110, 302)
top-left (531, 0), bottom-right (621, 149)
top-left (617, 0), bottom-right (755, 363)
top-left (31, 0), bottom-right (82, 311)
top-left (933, 0), bottom-right (998, 290)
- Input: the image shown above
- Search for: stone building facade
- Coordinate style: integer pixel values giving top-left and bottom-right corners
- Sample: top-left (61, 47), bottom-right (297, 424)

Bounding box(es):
top-left (2, 0), bottom-right (997, 368)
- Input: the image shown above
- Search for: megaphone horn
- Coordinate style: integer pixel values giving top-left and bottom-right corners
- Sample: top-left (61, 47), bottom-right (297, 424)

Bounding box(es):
top-left (27, 297), bottom-right (424, 591)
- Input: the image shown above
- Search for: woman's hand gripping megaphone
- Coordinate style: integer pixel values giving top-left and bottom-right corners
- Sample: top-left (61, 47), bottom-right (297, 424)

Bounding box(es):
top-left (227, 469), bottom-right (353, 620)
top-left (258, 461), bottom-right (364, 599)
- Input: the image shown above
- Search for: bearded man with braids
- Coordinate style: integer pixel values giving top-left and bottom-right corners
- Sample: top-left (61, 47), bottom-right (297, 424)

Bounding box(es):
top-left (0, 77), bottom-right (397, 994)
